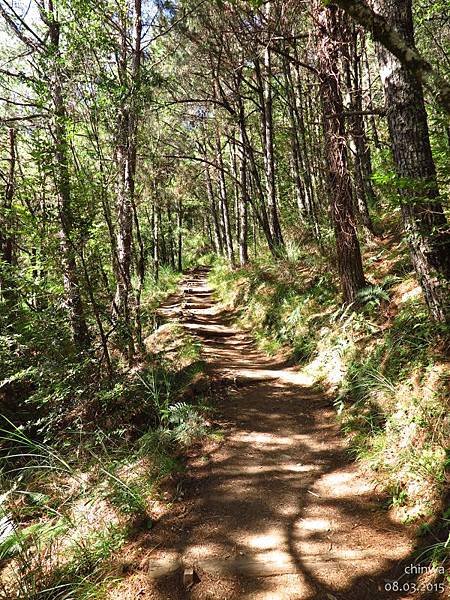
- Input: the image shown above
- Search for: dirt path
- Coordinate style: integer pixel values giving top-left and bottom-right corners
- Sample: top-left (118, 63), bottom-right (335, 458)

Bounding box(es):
top-left (115, 268), bottom-right (418, 600)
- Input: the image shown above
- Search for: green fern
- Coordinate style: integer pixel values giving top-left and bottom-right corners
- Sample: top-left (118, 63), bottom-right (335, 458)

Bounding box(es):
top-left (357, 284), bottom-right (390, 306)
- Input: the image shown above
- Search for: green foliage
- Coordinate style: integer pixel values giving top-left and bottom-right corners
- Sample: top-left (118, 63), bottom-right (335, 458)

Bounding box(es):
top-left (0, 284), bottom-right (213, 595)
top-left (343, 299), bottom-right (437, 398)
top-left (0, 518), bottom-right (69, 561)
top-left (338, 302), bottom-right (449, 518)
top-left (0, 520), bottom-right (124, 600)
top-left (68, 524), bottom-right (127, 576)
top-left (1, 0), bottom-right (449, 591)
top-left (210, 256), bottom-right (336, 363)
top-left (161, 401), bottom-right (209, 446)
top-left (141, 266), bottom-right (182, 314)
top-left (356, 284), bottom-right (390, 310)
top-left (0, 352), bottom-right (210, 597)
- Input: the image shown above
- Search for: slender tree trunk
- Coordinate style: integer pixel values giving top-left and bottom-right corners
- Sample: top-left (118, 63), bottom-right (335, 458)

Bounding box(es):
top-left (291, 55), bottom-right (321, 240)
top-left (342, 22), bottom-right (376, 238)
top-left (241, 121), bottom-right (275, 253)
top-left (114, 103), bottom-right (134, 341)
top-left (215, 129), bottom-right (235, 264)
top-left (255, 24), bottom-right (284, 250)
top-left (167, 203), bottom-right (176, 269)
top-left (159, 211), bottom-right (167, 266)
top-left (113, 0), bottom-right (142, 357)
top-left (47, 3), bottom-right (90, 349)
top-left (152, 198), bottom-right (159, 282)
top-left (237, 104), bottom-right (249, 265)
top-left (305, 76), bottom-right (328, 224)
top-left (205, 164), bottom-right (223, 255)
top-left (354, 35), bottom-right (377, 204)
top-left (131, 192), bottom-right (145, 351)
top-left (315, 1), bottom-right (366, 304)
top-left (373, 0), bottom-right (450, 323)
top-left (206, 214), bottom-right (214, 250)
top-left (79, 250), bottom-right (114, 379)
top-left (0, 128), bottom-right (16, 305)
top-left (177, 196), bottom-right (182, 272)
top-left (363, 39), bottom-right (382, 150)
top-left (230, 135), bottom-right (241, 245)
top-left (283, 56), bottom-right (307, 219)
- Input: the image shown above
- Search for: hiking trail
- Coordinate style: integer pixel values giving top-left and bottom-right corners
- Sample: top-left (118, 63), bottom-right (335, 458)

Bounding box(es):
top-left (113, 267), bottom-right (416, 600)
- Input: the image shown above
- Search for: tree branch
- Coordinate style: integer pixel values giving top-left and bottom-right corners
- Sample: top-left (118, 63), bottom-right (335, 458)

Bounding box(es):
top-left (329, 0), bottom-right (450, 115)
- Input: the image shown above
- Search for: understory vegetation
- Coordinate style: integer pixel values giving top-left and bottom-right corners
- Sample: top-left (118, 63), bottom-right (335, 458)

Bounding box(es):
top-left (0, 271), bottom-right (213, 600)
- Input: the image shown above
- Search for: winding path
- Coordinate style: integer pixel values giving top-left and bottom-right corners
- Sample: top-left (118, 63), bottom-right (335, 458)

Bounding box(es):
top-left (116, 268), bottom-right (416, 600)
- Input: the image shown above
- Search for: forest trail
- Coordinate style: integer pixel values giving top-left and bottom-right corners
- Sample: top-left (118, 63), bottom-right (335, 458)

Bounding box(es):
top-left (118, 268), bottom-right (415, 600)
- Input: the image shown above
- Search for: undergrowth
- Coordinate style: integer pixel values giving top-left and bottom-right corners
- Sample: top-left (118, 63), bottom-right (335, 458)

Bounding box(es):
top-left (0, 268), bottom-right (213, 599)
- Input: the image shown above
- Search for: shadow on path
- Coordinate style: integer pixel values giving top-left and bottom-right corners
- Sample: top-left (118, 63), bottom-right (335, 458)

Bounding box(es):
top-left (113, 268), bottom-right (442, 600)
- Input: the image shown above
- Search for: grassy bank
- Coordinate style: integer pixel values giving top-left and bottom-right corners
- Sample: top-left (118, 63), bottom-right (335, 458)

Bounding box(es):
top-left (210, 243), bottom-right (449, 559)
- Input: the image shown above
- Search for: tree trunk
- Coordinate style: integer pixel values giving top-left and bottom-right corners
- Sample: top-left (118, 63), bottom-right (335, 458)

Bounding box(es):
top-left (283, 56), bottom-right (307, 219)
top-left (215, 130), bottom-right (235, 264)
top-left (332, 0), bottom-right (450, 115)
top-left (205, 163), bottom-right (223, 255)
top-left (230, 135), bottom-right (241, 245)
top-left (114, 102), bottom-right (134, 342)
top-left (0, 128), bottom-right (16, 306)
top-left (240, 119), bottom-right (275, 253)
top-left (153, 198), bottom-right (159, 282)
top-left (177, 196), bottom-right (182, 272)
top-left (237, 105), bottom-right (249, 266)
top-left (283, 49), bottom-right (320, 237)
top-left (342, 23), bottom-right (376, 238)
top-left (113, 0), bottom-right (142, 357)
top-left (315, 1), bottom-right (366, 305)
top-left (363, 39), bottom-right (382, 150)
top-left (291, 56), bottom-right (322, 240)
top-left (373, 0), bottom-right (450, 323)
top-left (47, 3), bottom-right (90, 350)
top-left (255, 16), bottom-right (284, 251)
top-left (167, 203), bottom-right (176, 269)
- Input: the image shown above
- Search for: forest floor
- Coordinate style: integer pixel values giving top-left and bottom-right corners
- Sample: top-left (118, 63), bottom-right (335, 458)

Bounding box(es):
top-left (109, 268), bottom-right (433, 600)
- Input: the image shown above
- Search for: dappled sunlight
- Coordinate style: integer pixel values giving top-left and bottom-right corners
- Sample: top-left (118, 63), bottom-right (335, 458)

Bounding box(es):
top-left (2, 266), bottom-right (434, 600)
top-left (248, 531), bottom-right (284, 551)
top-left (230, 431), bottom-right (294, 446)
top-left (1, 0), bottom-right (448, 590)
top-left (313, 469), bottom-right (373, 497)
top-left (224, 367), bottom-right (315, 386)
top-left (123, 271), bottom-right (419, 599)
top-left (216, 463), bottom-right (319, 476)
top-left (296, 518), bottom-right (331, 532)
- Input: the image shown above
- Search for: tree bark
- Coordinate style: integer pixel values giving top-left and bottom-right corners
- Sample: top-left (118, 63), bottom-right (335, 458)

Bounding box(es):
top-left (177, 196), bottom-right (183, 272)
top-left (373, 0), bottom-right (450, 323)
top-left (315, 1), bottom-right (366, 304)
top-left (283, 48), bottom-right (320, 239)
top-left (113, 0), bottom-right (142, 356)
top-left (240, 119), bottom-right (275, 253)
top-left (215, 129), bottom-right (235, 264)
top-left (205, 160), bottom-right (224, 255)
top-left (237, 105), bottom-right (249, 266)
top-left (152, 197), bottom-right (159, 282)
top-left (255, 14), bottom-right (284, 251)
